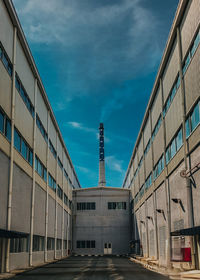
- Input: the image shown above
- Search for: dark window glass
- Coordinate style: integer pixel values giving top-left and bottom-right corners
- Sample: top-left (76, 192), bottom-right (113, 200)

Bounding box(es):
top-left (191, 103), bottom-right (200, 131)
top-left (44, 168), bottom-right (47, 182)
top-left (5, 119), bottom-right (11, 141)
top-left (185, 118), bottom-right (191, 138)
top-left (28, 150), bottom-right (33, 166)
top-left (15, 76), bottom-right (20, 91)
top-left (14, 129), bottom-right (20, 151)
top-left (2, 53), bottom-right (8, 68)
top-left (91, 241), bottom-right (95, 248)
top-left (8, 64), bottom-right (12, 76)
top-left (77, 241), bottom-right (80, 248)
top-left (81, 241), bottom-right (85, 248)
top-left (38, 160), bottom-right (42, 177)
top-left (91, 202), bottom-right (95, 210)
top-left (86, 241), bottom-right (90, 248)
top-left (0, 110), bottom-right (4, 133)
top-left (21, 140), bottom-right (27, 160)
top-left (108, 202), bottom-right (112, 209)
top-left (0, 46), bottom-right (2, 58)
top-left (171, 138), bottom-right (176, 158)
top-left (176, 129), bottom-right (183, 151)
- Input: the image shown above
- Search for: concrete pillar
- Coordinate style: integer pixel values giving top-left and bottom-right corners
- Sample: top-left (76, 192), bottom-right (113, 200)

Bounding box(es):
top-left (29, 78), bottom-right (37, 266)
top-left (6, 26), bottom-right (17, 273)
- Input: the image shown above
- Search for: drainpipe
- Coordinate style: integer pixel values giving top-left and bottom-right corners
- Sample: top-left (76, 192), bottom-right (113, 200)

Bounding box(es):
top-left (6, 26), bottom-right (17, 273)
top-left (29, 79), bottom-right (37, 266)
top-left (61, 149), bottom-right (64, 257)
top-left (54, 133), bottom-right (58, 259)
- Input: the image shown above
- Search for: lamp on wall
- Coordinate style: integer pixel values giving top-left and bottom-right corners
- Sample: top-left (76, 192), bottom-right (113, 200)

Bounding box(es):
top-left (156, 209), bottom-right (166, 221)
top-left (146, 216), bottom-right (153, 223)
top-left (171, 198), bottom-right (185, 212)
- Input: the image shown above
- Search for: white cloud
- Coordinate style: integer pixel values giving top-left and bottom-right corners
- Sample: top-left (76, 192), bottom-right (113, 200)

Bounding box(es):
top-left (105, 155), bottom-right (124, 173)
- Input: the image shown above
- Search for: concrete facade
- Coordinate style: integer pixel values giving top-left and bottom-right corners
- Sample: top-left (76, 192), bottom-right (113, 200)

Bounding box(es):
top-left (122, 0), bottom-right (200, 271)
top-left (0, 0), bottom-right (80, 273)
top-left (73, 187), bottom-right (130, 255)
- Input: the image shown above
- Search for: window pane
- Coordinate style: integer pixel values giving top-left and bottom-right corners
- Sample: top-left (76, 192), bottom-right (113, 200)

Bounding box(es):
top-left (191, 103), bottom-right (200, 131)
top-left (5, 119), bottom-right (11, 141)
top-left (2, 53), bottom-right (8, 68)
top-left (176, 129), bottom-right (183, 150)
top-left (171, 139), bottom-right (176, 158)
top-left (28, 150), bottom-right (33, 166)
top-left (0, 111), bottom-right (4, 133)
top-left (38, 160), bottom-right (42, 176)
top-left (44, 168), bottom-right (47, 182)
top-left (21, 140), bottom-right (28, 159)
top-left (15, 76), bottom-right (20, 91)
top-left (185, 118), bottom-right (191, 138)
top-left (86, 241), bottom-right (90, 248)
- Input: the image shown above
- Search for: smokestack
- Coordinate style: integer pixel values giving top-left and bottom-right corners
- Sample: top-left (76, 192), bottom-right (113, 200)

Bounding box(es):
top-left (98, 123), bottom-right (106, 186)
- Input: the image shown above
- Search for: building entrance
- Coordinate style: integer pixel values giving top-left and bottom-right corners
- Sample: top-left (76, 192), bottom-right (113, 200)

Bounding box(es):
top-left (104, 242), bottom-right (112, 255)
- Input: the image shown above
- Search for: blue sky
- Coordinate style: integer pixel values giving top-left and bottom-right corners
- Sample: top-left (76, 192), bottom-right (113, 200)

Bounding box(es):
top-left (13, 0), bottom-right (179, 188)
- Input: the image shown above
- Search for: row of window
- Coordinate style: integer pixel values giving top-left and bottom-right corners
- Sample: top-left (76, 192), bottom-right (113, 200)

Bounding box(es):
top-left (108, 202), bottom-right (126, 210)
top-left (35, 155), bottom-right (47, 181)
top-left (182, 29), bottom-right (200, 76)
top-left (124, 29), bottom-right (200, 190)
top-left (77, 202), bottom-right (96, 210)
top-left (163, 74), bottom-right (180, 118)
top-left (15, 73), bottom-right (35, 118)
top-left (186, 101), bottom-right (200, 139)
top-left (0, 107), bottom-right (11, 142)
top-left (14, 128), bottom-right (33, 166)
top-left (77, 240), bottom-right (95, 249)
top-left (36, 114), bottom-right (48, 142)
top-left (166, 128), bottom-right (183, 165)
top-left (0, 42), bottom-right (12, 76)
top-left (10, 236), bottom-right (68, 253)
top-left (0, 42), bottom-right (79, 189)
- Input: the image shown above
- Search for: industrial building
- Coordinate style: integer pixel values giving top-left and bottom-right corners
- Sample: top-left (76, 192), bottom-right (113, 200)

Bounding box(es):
top-left (72, 124), bottom-right (130, 256)
top-left (0, 0), bottom-right (200, 275)
top-left (0, 0), bottom-right (80, 273)
top-left (122, 0), bottom-right (200, 270)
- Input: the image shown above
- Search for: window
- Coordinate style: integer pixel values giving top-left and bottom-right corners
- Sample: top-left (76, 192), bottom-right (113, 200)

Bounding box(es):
top-left (165, 127), bottom-right (183, 165)
top-left (108, 202), bottom-right (126, 210)
top-left (0, 110), bottom-right (4, 133)
top-left (10, 237), bottom-right (29, 253)
top-left (47, 237), bottom-right (55, 251)
top-left (5, 119), bottom-right (11, 141)
top-left (48, 173), bottom-right (56, 192)
top-left (144, 139), bottom-right (151, 157)
top-left (145, 173), bottom-right (152, 191)
top-left (153, 155), bottom-right (164, 180)
top-left (35, 155), bottom-right (47, 182)
top-left (163, 74), bottom-right (180, 118)
top-left (58, 157), bottom-right (63, 170)
top-left (77, 202), bottom-right (96, 210)
top-left (14, 128), bottom-right (33, 166)
top-left (191, 29), bottom-right (200, 57)
top-left (33, 235), bottom-right (44, 252)
top-left (36, 114), bottom-right (48, 142)
top-left (76, 240), bottom-right (95, 249)
top-left (185, 101), bottom-right (200, 138)
top-left (0, 42), bottom-right (13, 77)
top-left (56, 239), bottom-right (62, 250)
top-left (182, 52), bottom-right (191, 75)
top-left (57, 185), bottom-right (63, 200)
top-left (49, 139), bottom-right (57, 158)
top-left (139, 185), bottom-right (145, 199)
top-left (15, 73), bottom-right (34, 118)
top-left (64, 193), bottom-right (69, 206)
top-left (152, 115), bottom-right (162, 141)
top-left (64, 169), bottom-right (68, 180)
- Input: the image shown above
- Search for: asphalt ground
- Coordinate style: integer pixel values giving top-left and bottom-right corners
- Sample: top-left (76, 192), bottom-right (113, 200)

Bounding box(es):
top-left (9, 256), bottom-right (169, 280)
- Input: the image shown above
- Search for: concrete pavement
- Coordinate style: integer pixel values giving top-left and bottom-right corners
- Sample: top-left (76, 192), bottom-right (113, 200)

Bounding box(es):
top-left (7, 256), bottom-right (169, 280)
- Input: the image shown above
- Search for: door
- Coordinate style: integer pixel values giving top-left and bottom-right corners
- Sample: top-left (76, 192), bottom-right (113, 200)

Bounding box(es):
top-left (104, 242), bottom-right (112, 255)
